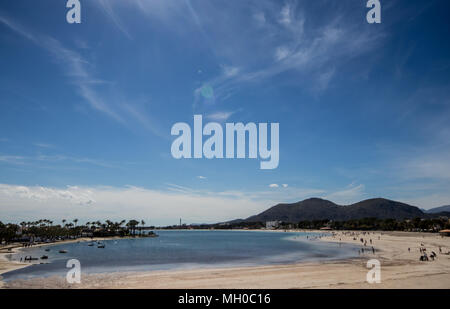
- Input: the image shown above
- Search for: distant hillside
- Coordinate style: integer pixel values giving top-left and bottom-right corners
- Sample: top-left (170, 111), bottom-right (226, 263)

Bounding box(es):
top-left (244, 198), bottom-right (425, 223)
top-left (426, 205), bottom-right (450, 214)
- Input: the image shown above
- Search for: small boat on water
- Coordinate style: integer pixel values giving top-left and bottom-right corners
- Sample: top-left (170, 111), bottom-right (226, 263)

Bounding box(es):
top-left (88, 242), bottom-right (94, 246)
top-left (97, 243), bottom-right (105, 248)
top-left (40, 255), bottom-right (48, 260)
top-left (59, 250), bottom-right (68, 254)
top-left (146, 231), bottom-right (159, 237)
top-left (44, 248), bottom-right (50, 252)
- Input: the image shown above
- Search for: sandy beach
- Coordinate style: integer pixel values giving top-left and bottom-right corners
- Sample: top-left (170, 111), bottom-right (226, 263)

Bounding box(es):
top-left (1, 231), bottom-right (449, 289)
top-left (0, 236), bottom-right (128, 288)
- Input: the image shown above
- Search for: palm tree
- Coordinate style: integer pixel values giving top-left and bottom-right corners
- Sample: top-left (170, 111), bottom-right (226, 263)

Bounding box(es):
top-left (105, 220), bottom-right (113, 232)
top-left (127, 220), bottom-right (139, 236)
top-left (140, 220), bottom-right (145, 236)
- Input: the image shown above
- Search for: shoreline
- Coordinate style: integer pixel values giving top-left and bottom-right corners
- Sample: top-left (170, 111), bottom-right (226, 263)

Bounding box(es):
top-left (1, 230), bottom-right (449, 288)
top-left (0, 236), bottom-right (138, 282)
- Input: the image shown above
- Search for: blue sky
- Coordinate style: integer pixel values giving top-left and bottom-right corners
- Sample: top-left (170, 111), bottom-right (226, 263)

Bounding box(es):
top-left (1, 0), bottom-right (450, 225)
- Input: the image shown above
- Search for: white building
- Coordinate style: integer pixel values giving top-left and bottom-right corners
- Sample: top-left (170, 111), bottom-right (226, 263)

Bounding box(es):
top-left (266, 220), bottom-right (281, 229)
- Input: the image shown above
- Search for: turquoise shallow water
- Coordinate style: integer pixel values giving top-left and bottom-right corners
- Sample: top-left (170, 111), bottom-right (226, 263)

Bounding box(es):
top-left (2, 230), bottom-right (358, 281)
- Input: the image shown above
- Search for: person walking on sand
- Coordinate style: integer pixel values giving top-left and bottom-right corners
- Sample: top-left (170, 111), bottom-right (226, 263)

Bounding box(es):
top-left (372, 247), bottom-right (375, 254)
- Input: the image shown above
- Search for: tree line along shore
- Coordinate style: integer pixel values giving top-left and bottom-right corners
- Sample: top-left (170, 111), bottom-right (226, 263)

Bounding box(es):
top-left (0, 219), bottom-right (157, 246)
top-left (1, 216), bottom-right (449, 247)
top-left (163, 217), bottom-right (450, 233)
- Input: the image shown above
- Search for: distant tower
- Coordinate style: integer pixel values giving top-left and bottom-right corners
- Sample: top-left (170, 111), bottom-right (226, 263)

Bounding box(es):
top-left (179, 218), bottom-right (182, 226)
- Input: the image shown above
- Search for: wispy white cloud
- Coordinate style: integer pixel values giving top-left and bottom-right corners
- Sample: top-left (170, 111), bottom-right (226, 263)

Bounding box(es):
top-left (221, 65), bottom-right (240, 78)
top-left (314, 67), bottom-right (336, 93)
top-left (0, 184), bottom-right (266, 225)
top-left (274, 46), bottom-right (291, 61)
top-left (36, 154), bottom-right (116, 168)
top-left (278, 3), bottom-right (292, 26)
top-left (33, 142), bottom-right (54, 149)
top-left (400, 151), bottom-right (450, 180)
top-left (205, 111), bottom-right (236, 122)
top-left (253, 11), bottom-right (266, 26)
top-left (0, 184), bottom-right (95, 206)
top-left (0, 180), bottom-right (331, 224)
top-left (0, 153), bottom-right (116, 169)
top-left (96, 0), bottom-right (132, 39)
top-left (0, 14), bottom-right (165, 137)
top-left (0, 15), bottom-right (124, 123)
top-left (197, 176), bottom-right (207, 180)
top-left (191, 1), bottom-right (383, 109)
top-left (0, 155), bottom-right (26, 165)
top-left (0, 180), bottom-right (446, 225)
top-left (267, 183), bottom-right (289, 189)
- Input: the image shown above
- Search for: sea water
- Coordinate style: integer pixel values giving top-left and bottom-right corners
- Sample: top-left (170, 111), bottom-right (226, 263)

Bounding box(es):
top-left (2, 230), bottom-right (359, 281)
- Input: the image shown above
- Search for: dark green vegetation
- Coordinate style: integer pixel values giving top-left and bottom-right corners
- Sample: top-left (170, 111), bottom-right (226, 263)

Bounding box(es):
top-left (2, 198), bottom-right (449, 243)
top-left (0, 219), bottom-right (155, 245)
top-left (245, 198), bottom-right (427, 222)
top-left (196, 198), bottom-right (450, 232)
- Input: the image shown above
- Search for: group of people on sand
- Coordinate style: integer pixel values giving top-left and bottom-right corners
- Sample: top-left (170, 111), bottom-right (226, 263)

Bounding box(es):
top-left (328, 231), bottom-right (379, 256)
top-left (416, 246), bottom-right (439, 261)
top-left (327, 230), bottom-right (449, 262)
top-left (358, 246), bottom-right (376, 255)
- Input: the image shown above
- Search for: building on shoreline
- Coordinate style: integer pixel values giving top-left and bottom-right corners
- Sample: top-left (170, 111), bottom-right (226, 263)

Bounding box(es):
top-left (266, 221), bottom-right (281, 229)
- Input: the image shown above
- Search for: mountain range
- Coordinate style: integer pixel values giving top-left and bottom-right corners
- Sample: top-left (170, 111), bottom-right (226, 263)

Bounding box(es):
top-left (228, 198), bottom-right (449, 224)
top-left (425, 205), bottom-right (450, 214)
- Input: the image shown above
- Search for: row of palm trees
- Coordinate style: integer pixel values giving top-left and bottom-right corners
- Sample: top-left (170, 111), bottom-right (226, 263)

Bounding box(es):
top-left (1, 219), bottom-right (151, 244)
top-left (17, 219), bottom-right (146, 230)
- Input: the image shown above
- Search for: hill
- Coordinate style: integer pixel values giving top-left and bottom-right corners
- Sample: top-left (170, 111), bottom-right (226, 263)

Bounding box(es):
top-left (244, 198), bottom-right (425, 223)
top-left (425, 205), bottom-right (450, 214)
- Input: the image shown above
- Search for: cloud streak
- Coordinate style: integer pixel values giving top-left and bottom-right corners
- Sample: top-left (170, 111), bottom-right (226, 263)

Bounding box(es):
top-left (0, 14), bottom-right (166, 138)
top-left (190, 1), bottom-right (384, 110)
